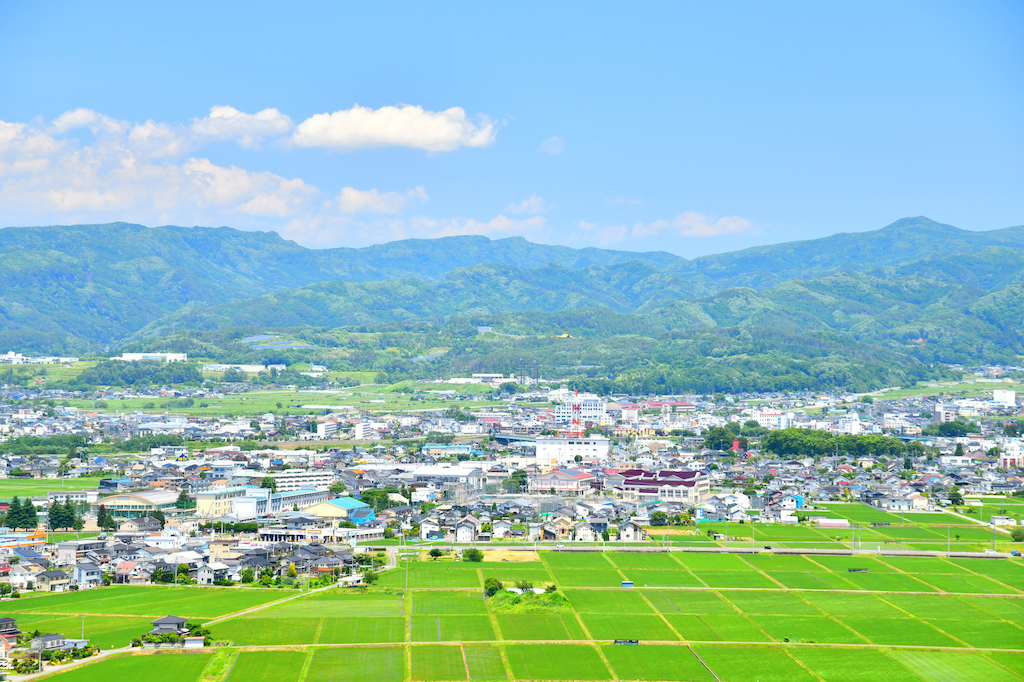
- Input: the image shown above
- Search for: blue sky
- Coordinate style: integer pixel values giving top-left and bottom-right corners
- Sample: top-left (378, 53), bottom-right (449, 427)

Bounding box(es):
top-left (1, 1), bottom-right (1021, 257)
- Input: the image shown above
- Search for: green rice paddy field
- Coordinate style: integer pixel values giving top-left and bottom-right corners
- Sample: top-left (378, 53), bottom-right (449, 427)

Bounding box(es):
top-left (644, 503), bottom-right (1023, 554)
top-left (23, 550), bottom-right (1024, 681)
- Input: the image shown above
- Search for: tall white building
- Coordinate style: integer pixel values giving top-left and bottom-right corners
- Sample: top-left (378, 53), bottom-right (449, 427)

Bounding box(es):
top-left (553, 395), bottom-right (606, 423)
top-left (535, 435), bottom-right (611, 466)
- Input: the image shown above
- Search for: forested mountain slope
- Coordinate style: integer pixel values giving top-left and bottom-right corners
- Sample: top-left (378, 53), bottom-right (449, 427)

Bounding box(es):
top-left (1, 217), bottom-right (1022, 364)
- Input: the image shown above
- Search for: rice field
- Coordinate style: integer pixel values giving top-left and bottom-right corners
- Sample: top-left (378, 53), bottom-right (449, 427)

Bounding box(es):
top-left (25, 551), bottom-right (1024, 682)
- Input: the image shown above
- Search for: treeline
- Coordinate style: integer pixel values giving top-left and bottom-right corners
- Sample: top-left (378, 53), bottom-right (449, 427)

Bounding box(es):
top-left (760, 428), bottom-right (925, 458)
top-left (116, 434), bottom-right (185, 452)
top-left (4, 434), bottom-right (89, 455)
top-left (71, 360), bottom-right (203, 387)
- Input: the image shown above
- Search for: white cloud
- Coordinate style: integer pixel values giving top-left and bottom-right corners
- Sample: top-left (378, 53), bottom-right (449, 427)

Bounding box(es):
top-left (128, 120), bottom-right (192, 159)
top-left (574, 219), bottom-right (628, 246)
top-left (538, 136), bottom-right (566, 155)
top-left (191, 105), bottom-right (294, 148)
top-left (50, 109), bottom-right (127, 135)
top-left (0, 104), bottom-right (510, 249)
top-left (291, 104), bottom-right (497, 152)
top-left (0, 113), bottom-right (320, 225)
top-left (633, 211), bottom-right (753, 238)
top-left (506, 194), bottom-right (551, 215)
top-left (432, 214), bottom-right (547, 237)
top-left (336, 186), bottom-right (428, 214)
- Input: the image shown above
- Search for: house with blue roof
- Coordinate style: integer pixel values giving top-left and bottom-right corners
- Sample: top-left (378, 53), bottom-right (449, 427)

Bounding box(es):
top-left (301, 497), bottom-right (376, 525)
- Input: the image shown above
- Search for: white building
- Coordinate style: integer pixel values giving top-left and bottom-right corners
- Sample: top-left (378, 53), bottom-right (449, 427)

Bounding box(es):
top-left (553, 395), bottom-right (606, 423)
top-left (317, 421), bottom-right (339, 438)
top-left (999, 443), bottom-right (1022, 469)
top-left (994, 390), bottom-right (1016, 407)
top-left (114, 352), bottom-right (187, 363)
top-left (535, 435), bottom-right (611, 466)
top-left (264, 469), bottom-right (335, 492)
top-left (750, 409), bottom-right (793, 430)
top-left (837, 414), bottom-right (862, 435)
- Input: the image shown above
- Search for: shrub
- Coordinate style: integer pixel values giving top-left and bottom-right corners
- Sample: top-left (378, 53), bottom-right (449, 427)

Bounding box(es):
top-left (484, 577), bottom-right (503, 597)
top-left (463, 548), bottom-right (484, 562)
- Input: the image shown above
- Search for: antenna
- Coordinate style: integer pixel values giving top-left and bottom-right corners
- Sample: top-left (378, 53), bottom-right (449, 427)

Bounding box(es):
top-left (569, 388), bottom-right (583, 439)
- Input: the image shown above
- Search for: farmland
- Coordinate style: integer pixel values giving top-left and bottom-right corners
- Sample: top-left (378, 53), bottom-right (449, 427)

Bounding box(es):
top-left (57, 381), bottom-right (535, 418)
top-left (644, 503), bottom-right (1022, 554)
top-left (21, 550), bottom-right (1024, 681)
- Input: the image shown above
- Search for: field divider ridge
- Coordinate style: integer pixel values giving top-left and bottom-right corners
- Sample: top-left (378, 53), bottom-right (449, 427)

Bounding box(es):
top-left (296, 646), bottom-right (315, 682)
top-left (638, 590), bottom-right (683, 641)
top-left (589, 642), bottom-right (618, 681)
top-left (204, 584), bottom-right (336, 626)
top-left (874, 594), bottom-right (974, 648)
top-left (313, 617), bottom-right (325, 645)
top-left (946, 558), bottom-right (1024, 595)
top-left (686, 643), bottom-right (721, 681)
top-left (459, 643), bottom-right (472, 681)
top-left (782, 645), bottom-right (827, 682)
top-left (495, 643), bottom-right (514, 681)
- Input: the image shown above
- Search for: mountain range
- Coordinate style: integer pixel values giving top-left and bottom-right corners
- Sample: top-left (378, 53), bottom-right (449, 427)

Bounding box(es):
top-left (2, 217), bottom-right (1023, 389)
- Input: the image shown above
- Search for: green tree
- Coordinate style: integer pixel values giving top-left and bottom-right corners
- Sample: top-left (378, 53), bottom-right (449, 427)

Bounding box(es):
top-left (260, 476), bottom-right (278, 492)
top-left (241, 568), bottom-right (255, 583)
top-left (703, 426), bottom-right (734, 451)
top-left (650, 511), bottom-right (669, 527)
top-left (429, 548), bottom-right (443, 560)
top-left (152, 510), bottom-right (166, 528)
top-left (20, 499), bottom-right (38, 529)
top-left (463, 548), bottom-right (484, 562)
top-left (329, 482), bottom-right (347, 494)
top-left (97, 504), bottom-right (117, 530)
top-left (48, 500), bottom-right (72, 530)
top-left (1011, 526), bottom-right (1024, 542)
top-left (6, 498), bottom-right (24, 529)
top-left (484, 577), bottom-right (503, 597)
top-left (176, 490), bottom-right (193, 508)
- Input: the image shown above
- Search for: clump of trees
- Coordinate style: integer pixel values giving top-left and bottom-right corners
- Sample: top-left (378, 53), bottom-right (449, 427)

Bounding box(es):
top-left (1, 497), bottom-right (39, 530)
top-left (46, 500), bottom-right (84, 531)
top-left (760, 428), bottom-right (924, 458)
top-left (73, 360), bottom-right (203, 388)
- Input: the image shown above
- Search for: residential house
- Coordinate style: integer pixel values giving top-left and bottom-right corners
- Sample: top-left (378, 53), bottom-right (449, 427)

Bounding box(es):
top-left (73, 562), bottom-right (102, 589)
top-left (150, 615), bottom-right (188, 635)
top-left (455, 518), bottom-right (477, 543)
top-left (572, 521), bottom-right (597, 542)
top-left (197, 562), bottom-right (230, 585)
top-left (618, 520), bottom-right (644, 542)
top-left (36, 570), bottom-right (71, 592)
